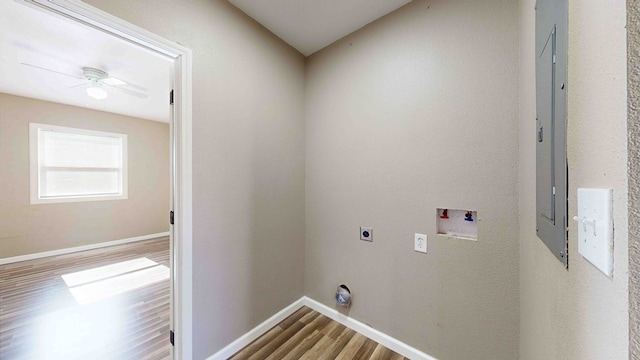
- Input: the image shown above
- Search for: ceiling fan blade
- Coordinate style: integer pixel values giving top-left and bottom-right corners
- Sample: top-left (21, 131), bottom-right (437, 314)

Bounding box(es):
top-left (21, 63), bottom-right (83, 79)
top-left (104, 83), bottom-right (148, 99)
top-left (69, 83), bottom-right (88, 89)
top-left (101, 77), bottom-right (126, 86)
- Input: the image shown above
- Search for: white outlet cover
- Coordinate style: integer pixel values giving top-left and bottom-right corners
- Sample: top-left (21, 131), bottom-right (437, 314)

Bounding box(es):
top-left (414, 233), bottom-right (427, 253)
top-left (576, 188), bottom-right (613, 277)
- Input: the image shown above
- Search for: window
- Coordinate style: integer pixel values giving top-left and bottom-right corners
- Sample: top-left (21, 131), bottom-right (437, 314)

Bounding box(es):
top-left (30, 123), bottom-right (127, 204)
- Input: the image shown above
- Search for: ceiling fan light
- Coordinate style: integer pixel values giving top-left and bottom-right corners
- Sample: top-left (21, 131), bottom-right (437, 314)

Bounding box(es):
top-left (86, 86), bottom-right (108, 100)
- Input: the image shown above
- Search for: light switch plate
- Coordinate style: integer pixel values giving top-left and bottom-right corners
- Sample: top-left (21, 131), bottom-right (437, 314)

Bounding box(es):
top-left (576, 188), bottom-right (613, 276)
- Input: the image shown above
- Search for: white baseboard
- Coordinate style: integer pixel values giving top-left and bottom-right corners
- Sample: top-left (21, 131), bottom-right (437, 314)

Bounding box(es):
top-left (206, 295), bottom-right (437, 360)
top-left (0, 232), bottom-right (170, 265)
top-left (301, 297), bottom-right (437, 360)
top-left (206, 297), bottom-right (305, 360)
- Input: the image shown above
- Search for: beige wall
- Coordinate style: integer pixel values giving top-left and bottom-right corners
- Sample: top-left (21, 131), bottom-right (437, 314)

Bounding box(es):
top-left (304, 1), bottom-right (520, 359)
top-left (519, 1), bottom-right (629, 359)
top-left (82, 1), bottom-right (306, 358)
top-left (628, 0), bottom-right (639, 357)
top-left (0, 93), bottom-right (169, 258)
top-left (57, 0), bottom-right (634, 359)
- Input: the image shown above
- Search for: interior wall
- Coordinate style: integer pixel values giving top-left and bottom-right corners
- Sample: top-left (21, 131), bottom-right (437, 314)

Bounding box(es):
top-left (304, 1), bottom-right (520, 359)
top-left (82, 1), bottom-right (306, 358)
top-left (628, 0), bottom-right (640, 357)
top-left (0, 93), bottom-right (169, 258)
top-left (518, 0), bottom-right (629, 359)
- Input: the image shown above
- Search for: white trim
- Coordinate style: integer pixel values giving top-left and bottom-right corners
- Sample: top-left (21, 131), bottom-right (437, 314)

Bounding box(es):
top-left (0, 232), bottom-right (170, 265)
top-left (173, 54), bottom-right (194, 360)
top-left (206, 298), bottom-right (305, 360)
top-left (17, 1), bottom-right (194, 359)
top-left (205, 296), bottom-right (438, 360)
top-left (301, 297), bottom-right (438, 360)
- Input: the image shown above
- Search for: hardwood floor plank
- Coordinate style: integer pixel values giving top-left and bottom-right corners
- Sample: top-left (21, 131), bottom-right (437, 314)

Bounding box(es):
top-left (298, 330), bottom-right (337, 360)
top-left (265, 312), bottom-right (330, 360)
top-left (334, 332), bottom-right (368, 360)
top-left (230, 325), bottom-right (284, 359)
top-left (369, 344), bottom-right (393, 360)
top-left (230, 309), bottom-right (408, 360)
top-left (298, 308), bottom-right (321, 324)
top-left (353, 337), bottom-right (379, 359)
top-left (279, 329), bottom-right (324, 360)
top-left (318, 316), bottom-right (340, 336)
top-left (389, 353), bottom-right (408, 360)
top-left (247, 321), bottom-right (306, 359)
top-left (324, 322), bottom-right (347, 340)
top-left (317, 326), bottom-right (357, 360)
top-left (278, 306), bottom-right (312, 330)
top-left (0, 237), bottom-right (171, 360)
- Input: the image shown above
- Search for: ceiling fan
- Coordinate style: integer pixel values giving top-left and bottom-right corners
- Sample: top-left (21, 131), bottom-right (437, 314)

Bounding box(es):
top-left (21, 63), bottom-right (148, 100)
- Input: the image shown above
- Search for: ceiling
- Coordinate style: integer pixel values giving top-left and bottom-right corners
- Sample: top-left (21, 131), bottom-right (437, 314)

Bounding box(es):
top-left (228, 0), bottom-right (411, 56)
top-left (0, 1), bottom-right (409, 120)
top-left (0, 1), bottom-right (172, 123)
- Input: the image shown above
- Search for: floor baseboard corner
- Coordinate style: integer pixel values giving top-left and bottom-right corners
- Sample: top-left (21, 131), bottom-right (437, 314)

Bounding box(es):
top-left (301, 296), bottom-right (438, 360)
top-left (205, 295), bottom-right (438, 360)
top-left (206, 297), bottom-right (305, 360)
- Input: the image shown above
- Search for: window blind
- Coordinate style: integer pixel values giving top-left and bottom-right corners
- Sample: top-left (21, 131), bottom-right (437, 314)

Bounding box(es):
top-left (38, 129), bottom-right (124, 198)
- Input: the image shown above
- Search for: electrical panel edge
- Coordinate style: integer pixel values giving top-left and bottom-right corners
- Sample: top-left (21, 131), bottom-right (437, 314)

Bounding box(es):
top-left (535, 0), bottom-right (568, 268)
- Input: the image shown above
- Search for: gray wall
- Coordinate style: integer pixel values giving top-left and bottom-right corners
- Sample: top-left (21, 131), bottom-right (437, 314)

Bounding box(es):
top-left (629, 0), bottom-right (640, 357)
top-left (519, 0), bottom-right (629, 359)
top-left (0, 93), bottom-right (169, 258)
top-left (304, 1), bottom-right (520, 359)
top-left (83, 1), bottom-right (306, 358)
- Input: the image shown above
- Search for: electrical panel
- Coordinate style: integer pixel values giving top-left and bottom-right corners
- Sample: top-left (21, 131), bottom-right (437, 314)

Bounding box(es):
top-left (535, 0), bottom-right (568, 267)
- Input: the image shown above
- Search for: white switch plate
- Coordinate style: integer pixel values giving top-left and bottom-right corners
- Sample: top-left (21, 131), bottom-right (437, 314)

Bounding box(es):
top-left (576, 188), bottom-right (613, 277)
top-left (414, 233), bottom-right (427, 253)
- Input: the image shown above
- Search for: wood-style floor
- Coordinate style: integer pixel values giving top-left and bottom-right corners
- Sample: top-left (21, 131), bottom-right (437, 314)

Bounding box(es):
top-left (230, 306), bottom-right (409, 360)
top-left (2, 239), bottom-right (407, 360)
top-left (0, 238), bottom-right (170, 360)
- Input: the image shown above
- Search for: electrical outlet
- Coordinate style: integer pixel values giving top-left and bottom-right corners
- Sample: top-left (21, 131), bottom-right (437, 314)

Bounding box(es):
top-left (414, 233), bottom-right (427, 253)
top-left (360, 227), bottom-right (372, 241)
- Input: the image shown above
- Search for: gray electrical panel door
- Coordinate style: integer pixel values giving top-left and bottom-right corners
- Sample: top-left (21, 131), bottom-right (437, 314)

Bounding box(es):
top-left (535, 0), bottom-right (568, 267)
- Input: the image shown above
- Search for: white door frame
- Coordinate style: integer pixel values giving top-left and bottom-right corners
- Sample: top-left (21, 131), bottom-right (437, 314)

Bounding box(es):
top-left (17, 1), bottom-right (194, 358)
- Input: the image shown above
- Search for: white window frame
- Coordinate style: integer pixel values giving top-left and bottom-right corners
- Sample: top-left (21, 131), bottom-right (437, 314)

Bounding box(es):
top-left (29, 123), bottom-right (128, 204)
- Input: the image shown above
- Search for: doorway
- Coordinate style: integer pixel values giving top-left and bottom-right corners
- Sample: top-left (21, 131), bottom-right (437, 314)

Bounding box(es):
top-left (0, 0), bottom-right (192, 358)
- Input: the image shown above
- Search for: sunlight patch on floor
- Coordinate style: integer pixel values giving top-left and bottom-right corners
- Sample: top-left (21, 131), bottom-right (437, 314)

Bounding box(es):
top-left (30, 301), bottom-right (125, 359)
top-left (61, 257), bottom-right (159, 287)
top-left (61, 257), bottom-right (169, 305)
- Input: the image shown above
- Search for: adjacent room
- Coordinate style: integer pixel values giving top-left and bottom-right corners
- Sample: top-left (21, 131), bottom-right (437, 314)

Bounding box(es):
top-left (0, 0), bottom-right (636, 359)
top-left (0, 1), bottom-right (173, 358)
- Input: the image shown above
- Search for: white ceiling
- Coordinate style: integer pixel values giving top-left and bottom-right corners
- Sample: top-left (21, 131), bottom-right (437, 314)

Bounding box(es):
top-left (0, 0), bottom-right (409, 121)
top-left (0, 1), bottom-right (172, 123)
top-left (228, 0), bottom-right (411, 56)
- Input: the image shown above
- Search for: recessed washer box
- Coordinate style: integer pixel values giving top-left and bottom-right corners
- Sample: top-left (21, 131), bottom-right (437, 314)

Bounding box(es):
top-left (436, 208), bottom-right (478, 241)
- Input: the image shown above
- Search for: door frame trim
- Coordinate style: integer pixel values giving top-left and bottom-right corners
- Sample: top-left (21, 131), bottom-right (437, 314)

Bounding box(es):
top-left (18, 1), bottom-right (194, 358)
top-left (628, 0), bottom-right (640, 356)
